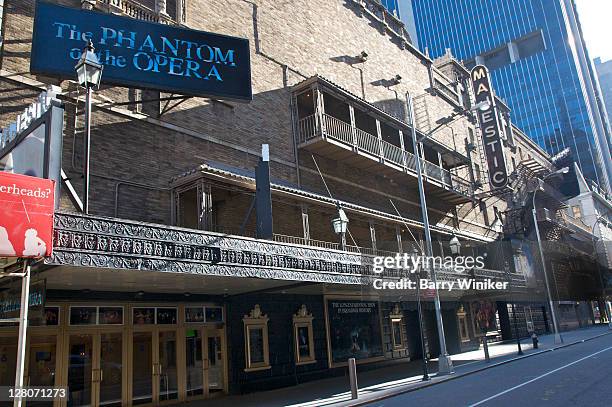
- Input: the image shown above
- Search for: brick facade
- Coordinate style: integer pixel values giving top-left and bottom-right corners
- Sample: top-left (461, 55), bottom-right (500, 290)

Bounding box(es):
top-left (0, 0), bottom-right (512, 249)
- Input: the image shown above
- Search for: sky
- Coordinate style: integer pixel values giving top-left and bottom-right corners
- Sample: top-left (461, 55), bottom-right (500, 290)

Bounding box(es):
top-left (575, 0), bottom-right (612, 61)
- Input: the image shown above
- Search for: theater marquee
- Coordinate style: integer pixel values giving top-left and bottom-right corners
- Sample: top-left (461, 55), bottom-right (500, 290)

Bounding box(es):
top-left (470, 65), bottom-right (509, 189)
top-left (31, 1), bottom-right (252, 101)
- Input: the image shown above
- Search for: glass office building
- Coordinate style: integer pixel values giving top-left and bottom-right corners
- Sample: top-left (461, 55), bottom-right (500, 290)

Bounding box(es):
top-left (406, 0), bottom-right (612, 192)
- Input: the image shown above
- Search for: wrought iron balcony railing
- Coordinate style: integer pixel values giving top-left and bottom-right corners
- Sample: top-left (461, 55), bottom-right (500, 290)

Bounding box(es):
top-left (48, 212), bottom-right (524, 288)
top-left (99, 0), bottom-right (176, 23)
top-left (297, 113), bottom-right (473, 198)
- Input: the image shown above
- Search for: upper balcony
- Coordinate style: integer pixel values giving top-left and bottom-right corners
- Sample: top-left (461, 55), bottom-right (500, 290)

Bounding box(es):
top-left (98, 0), bottom-right (179, 23)
top-left (292, 76), bottom-right (473, 204)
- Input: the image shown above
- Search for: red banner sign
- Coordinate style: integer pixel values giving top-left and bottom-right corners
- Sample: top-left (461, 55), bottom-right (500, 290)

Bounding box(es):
top-left (0, 172), bottom-right (54, 258)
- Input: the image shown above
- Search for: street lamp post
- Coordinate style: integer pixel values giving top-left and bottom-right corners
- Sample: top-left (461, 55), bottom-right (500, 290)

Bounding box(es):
top-left (504, 260), bottom-right (523, 355)
top-left (332, 205), bottom-right (349, 250)
top-left (531, 167), bottom-right (569, 344)
top-left (403, 93), bottom-right (489, 375)
top-left (449, 234), bottom-right (461, 256)
top-left (75, 40), bottom-right (103, 214)
top-left (592, 216), bottom-right (612, 329)
top-left (406, 92), bottom-right (454, 374)
top-left (413, 248), bottom-right (430, 381)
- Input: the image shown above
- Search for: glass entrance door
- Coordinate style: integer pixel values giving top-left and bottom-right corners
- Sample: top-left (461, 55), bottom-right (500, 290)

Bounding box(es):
top-left (0, 336), bottom-right (18, 388)
top-left (132, 332), bottom-right (153, 406)
top-left (67, 334), bottom-right (94, 407)
top-left (132, 329), bottom-right (179, 405)
top-left (98, 333), bottom-right (123, 407)
top-left (67, 332), bottom-right (124, 407)
top-left (204, 329), bottom-right (225, 397)
top-left (27, 335), bottom-right (57, 407)
top-left (185, 328), bottom-right (226, 400)
top-left (157, 331), bottom-right (178, 402)
top-left (185, 330), bottom-right (203, 397)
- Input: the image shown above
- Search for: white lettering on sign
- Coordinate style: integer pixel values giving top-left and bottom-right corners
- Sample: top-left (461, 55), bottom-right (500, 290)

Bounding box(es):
top-left (0, 86), bottom-right (60, 150)
top-left (470, 65), bottom-right (509, 190)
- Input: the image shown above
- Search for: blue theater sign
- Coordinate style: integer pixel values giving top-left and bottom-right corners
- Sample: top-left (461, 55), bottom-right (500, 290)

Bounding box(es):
top-left (31, 1), bottom-right (252, 101)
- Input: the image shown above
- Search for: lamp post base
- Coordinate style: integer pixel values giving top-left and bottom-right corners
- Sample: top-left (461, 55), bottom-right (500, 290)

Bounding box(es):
top-left (437, 354), bottom-right (454, 375)
top-left (554, 332), bottom-right (563, 344)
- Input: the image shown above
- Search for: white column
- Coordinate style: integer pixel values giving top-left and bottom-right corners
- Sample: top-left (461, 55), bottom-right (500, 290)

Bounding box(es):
top-left (156, 0), bottom-right (168, 16)
top-left (81, 0), bottom-right (95, 10)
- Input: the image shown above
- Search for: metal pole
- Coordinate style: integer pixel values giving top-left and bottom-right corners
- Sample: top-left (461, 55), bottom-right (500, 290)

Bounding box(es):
top-left (406, 92), bottom-right (453, 375)
top-left (505, 262), bottom-right (523, 355)
top-left (511, 302), bottom-right (523, 355)
top-left (348, 357), bottom-right (358, 399)
top-left (531, 200), bottom-right (563, 344)
top-left (83, 84), bottom-right (92, 214)
top-left (415, 260), bottom-right (430, 381)
top-left (592, 217), bottom-right (610, 327)
top-left (13, 261), bottom-right (31, 407)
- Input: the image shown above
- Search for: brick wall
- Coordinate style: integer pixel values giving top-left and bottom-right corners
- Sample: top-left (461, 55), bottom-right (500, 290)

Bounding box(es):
top-left (0, 0), bottom-right (524, 243)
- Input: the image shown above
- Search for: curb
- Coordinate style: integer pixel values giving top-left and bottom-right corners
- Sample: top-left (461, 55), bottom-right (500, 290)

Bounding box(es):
top-left (342, 329), bottom-right (612, 407)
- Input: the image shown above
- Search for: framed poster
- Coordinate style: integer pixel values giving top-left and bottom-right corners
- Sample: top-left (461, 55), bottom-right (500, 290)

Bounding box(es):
top-left (247, 326), bottom-right (265, 364)
top-left (205, 306), bottom-right (223, 323)
top-left (185, 307), bottom-right (205, 323)
top-left (99, 307), bottom-right (123, 325)
top-left (391, 320), bottom-right (403, 348)
top-left (470, 300), bottom-right (497, 336)
top-left (242, 304), bottom-right (270, 371)
top-left (293, 304), bottom-right (315, 364)
top-left (156, 308), bottom-right (177, 325)
top-left (133, 308), bottom-right (155, 325)
top-left (43, 306), bottom-right (59, 326)
top-left (327, 300), bottom-right (383, 364)
top-left (69, 306), bottom-right (97, 325)
top-left (297, 326), bottom-right (311, 359)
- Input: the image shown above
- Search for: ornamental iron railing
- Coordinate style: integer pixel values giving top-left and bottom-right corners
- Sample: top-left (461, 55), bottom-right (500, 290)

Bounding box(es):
top-left (297, 113), bottom-right (473, 198)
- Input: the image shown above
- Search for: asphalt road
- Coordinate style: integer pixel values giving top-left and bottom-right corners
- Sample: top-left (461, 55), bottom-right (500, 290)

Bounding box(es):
top-left (365, 333), bottom-right (612, 407)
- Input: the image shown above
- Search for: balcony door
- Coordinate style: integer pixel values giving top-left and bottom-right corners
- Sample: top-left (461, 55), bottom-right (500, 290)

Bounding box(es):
top-left (185, 328), bottom-right (226, 400)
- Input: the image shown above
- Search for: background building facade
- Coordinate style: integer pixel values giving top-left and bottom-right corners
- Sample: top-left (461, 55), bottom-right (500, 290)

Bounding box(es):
top-left (0, 0), bottom-right (605, 405)
top-left (595, 57), bottom-right (612, 137)
top-left (406, 0), bottom-right (612, 194)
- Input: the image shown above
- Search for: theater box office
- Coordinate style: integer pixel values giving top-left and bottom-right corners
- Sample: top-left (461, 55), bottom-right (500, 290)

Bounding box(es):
top-left (0, 302), bottom-right (228, 405)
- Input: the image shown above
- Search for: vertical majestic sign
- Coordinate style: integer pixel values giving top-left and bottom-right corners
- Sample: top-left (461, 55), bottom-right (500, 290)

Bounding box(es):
top-left (31, 2), bottom-right (252, 101)
top-left (0, 173), bottom-right (55, 258)
top-left (470, 65), bottom-right (509, 189)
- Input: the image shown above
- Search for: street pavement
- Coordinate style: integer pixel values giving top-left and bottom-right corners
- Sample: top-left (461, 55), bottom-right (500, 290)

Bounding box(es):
top-left (181, 325), bottom-right (611, 407)
top-left (366, 330), bottom-right (612, 407)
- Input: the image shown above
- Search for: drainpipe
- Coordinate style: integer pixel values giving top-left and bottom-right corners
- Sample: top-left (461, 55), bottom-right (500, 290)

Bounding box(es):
top-left (427, 61), bottom-right (437, 96)
top-left (289, 93), bottom-right (302, 187)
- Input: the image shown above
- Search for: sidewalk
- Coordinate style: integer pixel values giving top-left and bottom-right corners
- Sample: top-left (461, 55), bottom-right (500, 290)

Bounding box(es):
top-left (182, 325), bottom-right (612, 407)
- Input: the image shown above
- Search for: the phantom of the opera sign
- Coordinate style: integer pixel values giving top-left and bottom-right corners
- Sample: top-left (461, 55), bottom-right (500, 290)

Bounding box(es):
top-left (31, 2), bottom-right (252, 101)
top-left (470, 65), bottom-right (509, 189)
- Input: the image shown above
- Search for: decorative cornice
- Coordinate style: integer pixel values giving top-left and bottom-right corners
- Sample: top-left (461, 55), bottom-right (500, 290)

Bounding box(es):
top-left (47, 212), bottom-right (525, 288)
top-left (293, 304), bottom-right (314, 322)
top-left (48, 212), bottom-right (372, 285)
top-left (389, 303), bottom-right (403, 319)
top-left (244, 304), bottom-right (268, 321)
